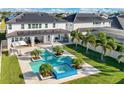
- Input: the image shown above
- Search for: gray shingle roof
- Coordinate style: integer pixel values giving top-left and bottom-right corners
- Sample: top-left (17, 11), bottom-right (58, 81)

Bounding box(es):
top-left (65, 13), bottom-right (110, 23)
top-left (7, 12), bottom-right (67, 24)
top-left (6, 29), bottom-right (70, 38)
top-left (74, 13), bottom-right (110, 23)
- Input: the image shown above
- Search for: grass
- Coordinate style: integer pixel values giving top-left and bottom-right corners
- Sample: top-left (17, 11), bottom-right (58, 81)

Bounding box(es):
top-left (63, 44), bottom-right (124, 84)
top-left (0, 51), bottom-right (25, 84)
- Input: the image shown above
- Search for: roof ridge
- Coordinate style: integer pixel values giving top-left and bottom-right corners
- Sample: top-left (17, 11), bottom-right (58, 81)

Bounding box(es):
top-left (73, 13), bottom-right (78, 23)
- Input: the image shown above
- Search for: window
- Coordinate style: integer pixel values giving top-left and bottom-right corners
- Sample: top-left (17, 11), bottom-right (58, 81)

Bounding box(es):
top-left (32, 24), bottom-right (35, 29)
top-left (11, 38), bottom-right (14, 42)
top-left (53, 23), bottom-right (56, 28)
top-left (20, 37), bottom-right (23, 41)
top-left (45, 24), bottom-right (48, 28)
top-left (8, 24), bottom-right (12, 30)
top-left (36, 24), bottom-right (38, 28)
top-left (39, 24), bottom-right (42, 28)
top-left (21, 24), bottom-right (24, 29)
top-left (93, 22), bottom-right (101, 25)
top-left (28, 24), bottom-right (31, 29)
top-left (15, 37), bottom-right (18, 41)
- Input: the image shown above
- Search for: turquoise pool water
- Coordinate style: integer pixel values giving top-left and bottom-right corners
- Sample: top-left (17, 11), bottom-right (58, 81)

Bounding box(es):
top-left (30, 50), bottom-right (72, 73)
top-left (53, 64), bottom-right (72, 74)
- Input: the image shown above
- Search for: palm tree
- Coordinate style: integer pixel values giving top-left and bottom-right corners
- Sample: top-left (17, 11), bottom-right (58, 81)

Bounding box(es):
top-left (72, 58), bottom-right (84, 69)
top-left (71, 29), bottom-right (83, 49)
top-left (96, 32), bottom-right (117, 61)
top-left (31, 49), bottom-right (42, 59)
top-left (82, 34), bottom-right (96, 54)
top-left (39, 63), bottom-right (53, 77)
top-left (53, 46), bottom-right (64, 56)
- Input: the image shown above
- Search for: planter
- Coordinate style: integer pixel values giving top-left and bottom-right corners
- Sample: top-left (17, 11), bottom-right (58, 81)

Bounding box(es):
top-left (39, 73), bottom-right (53, 80)
top-left (31, 56), bottom-right (43, 61)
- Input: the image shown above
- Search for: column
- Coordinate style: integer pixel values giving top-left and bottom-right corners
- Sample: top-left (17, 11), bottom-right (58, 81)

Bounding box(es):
top-left (30, 36), bottom-right (35, 47)
top-left (43, 35), bottom-right (47, 44)
top-left (51, 35), bottom-right (54, 45)
top-left (7, 38), bottom-right (12, 55)
top-left (68, 34), bottom-right (72, 43)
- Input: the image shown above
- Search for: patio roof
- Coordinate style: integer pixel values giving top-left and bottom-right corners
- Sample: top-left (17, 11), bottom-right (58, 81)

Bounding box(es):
top-left (6, 29), bottom-right (70, 38)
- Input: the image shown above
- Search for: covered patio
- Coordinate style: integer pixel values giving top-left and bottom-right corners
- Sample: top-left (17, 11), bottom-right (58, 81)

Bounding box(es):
top-left (6, 29), bottom-right (72, 50)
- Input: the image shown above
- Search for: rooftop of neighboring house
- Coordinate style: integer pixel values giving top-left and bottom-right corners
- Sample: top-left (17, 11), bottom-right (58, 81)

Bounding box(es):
top-left (64, 13), bottom-right (110, 23)
top-left (117, 14), bottom-right (124, 18)
top-left (7, 12), bottom-right (67, 24)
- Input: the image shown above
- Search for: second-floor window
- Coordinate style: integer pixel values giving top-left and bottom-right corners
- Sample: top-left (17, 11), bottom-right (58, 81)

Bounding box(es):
top-left (28, 24), bottom-right (31, 29)
top-left (36, 24), bottom-right (38, 28)
top-left (21, 24), bottom-right (25, 29)
top-left (8, 24), bottom-right (12, 30)
top-left (39, 24), bottom-right (42, 28)
top-left (93, 22), bottom-right (101, 25)
top-left (32, 24), bottom-right (35, 28)
top-left (53, 23), bottom-right (56, 28)
top-left (45, 24), bottom-right (48, 28)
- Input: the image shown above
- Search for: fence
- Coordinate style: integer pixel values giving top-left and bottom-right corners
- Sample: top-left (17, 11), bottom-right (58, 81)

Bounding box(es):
top-left (81, 43), bottom-right (124, 62)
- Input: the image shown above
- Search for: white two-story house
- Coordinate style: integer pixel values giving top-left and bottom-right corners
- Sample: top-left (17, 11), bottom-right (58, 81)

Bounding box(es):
top-left (6, 12), bottom-right (111, 51)
top-left (6, 12), bottom-right (71, 51)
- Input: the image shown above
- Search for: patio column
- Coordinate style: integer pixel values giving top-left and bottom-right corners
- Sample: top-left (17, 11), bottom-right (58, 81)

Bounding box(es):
top-left (7, 38), bottom-right (12, 55)
top-left (30, 36), bottom-right (35, 47)
top-left (43, 35), bottom-right (47, 43)
top-left (51, 35), bottom-right (54, 45)
top-left (68, 34), bottom-right (72, 43)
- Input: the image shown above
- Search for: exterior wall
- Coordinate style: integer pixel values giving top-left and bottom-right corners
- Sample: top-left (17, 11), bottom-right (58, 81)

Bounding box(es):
top-left (6, 23), bottom-right (67, 34)
top-left (73, 22), bottom-right (111, 30)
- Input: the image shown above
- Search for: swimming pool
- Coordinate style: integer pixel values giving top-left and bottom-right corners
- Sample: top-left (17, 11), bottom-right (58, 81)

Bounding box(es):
top-left (53, 64), bottom-right (77, 79)
top-left (30, 50), bottom-right (73, 73)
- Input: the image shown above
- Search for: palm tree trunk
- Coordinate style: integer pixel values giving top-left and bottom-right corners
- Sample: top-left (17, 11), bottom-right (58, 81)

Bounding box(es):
top-left (101, 49), bottom-right (104, 61)
top-left (86, 43), bottom-right (89, 54)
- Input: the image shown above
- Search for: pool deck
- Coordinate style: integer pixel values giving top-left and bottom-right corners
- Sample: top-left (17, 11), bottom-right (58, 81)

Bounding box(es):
top-left (18, 48), bottom-right (100, 84)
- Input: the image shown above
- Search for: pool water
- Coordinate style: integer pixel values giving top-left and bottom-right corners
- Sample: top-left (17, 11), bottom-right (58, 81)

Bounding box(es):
top-left (30, 50), bottom-right (72, 73)
top-left (53, 64), bottom-right (72, 74)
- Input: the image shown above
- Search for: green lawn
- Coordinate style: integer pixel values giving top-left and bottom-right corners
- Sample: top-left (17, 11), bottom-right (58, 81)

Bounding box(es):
top-left (63, 44), bottom-right (124, 84)
top-left (0, 51), bottom-right (25, 84)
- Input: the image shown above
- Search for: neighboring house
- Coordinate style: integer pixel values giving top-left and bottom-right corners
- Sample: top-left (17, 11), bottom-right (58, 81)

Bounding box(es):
top-left (117, 15), bottom-right (124, 29)
top-left (6, 12), bottom-right (111, 52)
top-left (65, 13), bottom-right (111, 31)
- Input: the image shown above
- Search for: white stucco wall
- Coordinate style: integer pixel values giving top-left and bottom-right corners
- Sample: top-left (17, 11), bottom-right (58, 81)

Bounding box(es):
top-left (6, 23), bottom-right (67, 34)
top-left (73, 22), bottom-right (111, 30)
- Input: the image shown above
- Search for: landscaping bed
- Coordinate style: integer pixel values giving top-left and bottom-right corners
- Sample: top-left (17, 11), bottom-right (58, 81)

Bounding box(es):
top-left (63, 44), bottom-right (124, 84)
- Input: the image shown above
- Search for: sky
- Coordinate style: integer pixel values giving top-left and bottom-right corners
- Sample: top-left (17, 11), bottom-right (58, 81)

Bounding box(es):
top-left (0, 8), bottom-right (124, 13)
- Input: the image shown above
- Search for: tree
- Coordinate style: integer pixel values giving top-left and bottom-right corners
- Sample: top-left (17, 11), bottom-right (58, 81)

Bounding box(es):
top-left (72, 58), bottom-right (84, 69)
top-left (82, 33), bottom-right (96, 54)
top-left (0, 18), bottom-right (6, 31)
top-left (71, 29), bottom-right (83, 49)
top-left (31, 49), bottom-right (42, 59)
top-left (53, 45), bottom-right (64, 55)
top-left (96, 32), bottom-right (117, 61)
top-left (39, 63), bottom-right (53, 77)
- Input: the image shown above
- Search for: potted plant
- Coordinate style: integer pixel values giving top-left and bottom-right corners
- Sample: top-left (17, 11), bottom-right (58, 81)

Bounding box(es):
top-left (53, 46), bottom-right (64, 56)
top-left (72, 58), bottom-right (84, 69)
top-left (31, 49), bottom-right (42, 61)
top-left (39, 63), bottom-right (53, 77)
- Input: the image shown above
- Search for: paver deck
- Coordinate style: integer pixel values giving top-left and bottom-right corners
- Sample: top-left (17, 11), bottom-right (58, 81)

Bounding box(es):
top-left (18, 48), bottom-right (100, 84)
